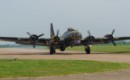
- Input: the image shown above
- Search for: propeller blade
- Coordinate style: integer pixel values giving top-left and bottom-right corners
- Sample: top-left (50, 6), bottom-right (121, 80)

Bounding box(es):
top-left (56, 30), bottom-right (59, 36)
top-left (111, 41), bottom-right (116, 46)
top-left (113, 42), bottom-right (116, 46)
top-left (87, 30), bottom-right (91, 36)
top-left (110, 38), bottom-right (116, 46)
top-left (33, 44), bottom-right (35, 48)
top-left (111, 29), bottom-right (115, 35)
top-left (32, 42), bottom-right (36, 48)
top-left (27, 32), bottom-right (32, 36)
top-left (38, 33), bottom-right (44, 37)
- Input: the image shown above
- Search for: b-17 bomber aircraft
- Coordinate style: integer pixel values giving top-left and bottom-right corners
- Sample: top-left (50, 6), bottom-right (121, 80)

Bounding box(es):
top-left (0, 23), bottom-right (130, 54)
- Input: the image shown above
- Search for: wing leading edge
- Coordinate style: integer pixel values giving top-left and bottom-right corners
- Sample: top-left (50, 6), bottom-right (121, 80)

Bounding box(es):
top-left (0, 37), bottom-right (51, 46)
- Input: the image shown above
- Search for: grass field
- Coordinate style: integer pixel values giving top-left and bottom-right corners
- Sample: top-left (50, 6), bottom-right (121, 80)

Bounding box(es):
top-left (67, 44), bottom-right (130, 53)
top-left (0, 59), bottom-right (130, 78)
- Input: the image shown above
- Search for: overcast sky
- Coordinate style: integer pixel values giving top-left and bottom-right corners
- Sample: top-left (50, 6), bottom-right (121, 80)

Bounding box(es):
top-left (0, 0), bottom-right (130, 38)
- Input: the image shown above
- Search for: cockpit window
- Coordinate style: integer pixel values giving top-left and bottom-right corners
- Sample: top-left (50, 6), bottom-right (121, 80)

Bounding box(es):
top-left (63, 28), bottom-right (77, 35)
top-left (68, 28), bottom-right (75, 31)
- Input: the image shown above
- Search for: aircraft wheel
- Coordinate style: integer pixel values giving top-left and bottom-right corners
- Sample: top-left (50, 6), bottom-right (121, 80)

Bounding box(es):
top-left (59, 41), bottom-right (65, 51)
top-left (60, 47), bottom-right (65, 51)
top-left (50, 46), bottom-right (55, 54)
top-left (85, 47), bottom-right (91, 54)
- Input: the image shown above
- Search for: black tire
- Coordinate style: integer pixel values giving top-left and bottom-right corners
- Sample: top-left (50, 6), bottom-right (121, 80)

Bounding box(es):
top-left (85, 47), bottom-right (91, 54)
top-left (60, 47), bottom-right (65, 51)
top-left (50, 46), bottom-right (55, 54)
top-left (59, 41), bottom-right (65, 51)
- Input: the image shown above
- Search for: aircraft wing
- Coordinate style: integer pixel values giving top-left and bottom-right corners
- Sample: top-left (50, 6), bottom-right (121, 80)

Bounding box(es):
top-left (0, 37), bottom-right (28, 42)
top-left (93, 36), bottom-right (130, 44)
top-left (0, 37), bottom-right (51, 46)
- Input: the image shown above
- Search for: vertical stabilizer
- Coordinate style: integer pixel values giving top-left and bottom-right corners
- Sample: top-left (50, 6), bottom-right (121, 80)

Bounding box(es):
top-left (50, 23), bottom-right (55, 39)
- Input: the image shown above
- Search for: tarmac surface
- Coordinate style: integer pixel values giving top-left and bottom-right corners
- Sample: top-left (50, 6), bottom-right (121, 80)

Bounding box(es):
top-left (0, 48), bottom-right (130, 80)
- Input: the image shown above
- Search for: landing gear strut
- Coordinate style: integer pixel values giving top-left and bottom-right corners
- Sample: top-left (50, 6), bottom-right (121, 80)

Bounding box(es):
top-left (50, 44), bottom-right (56, 54)
top-left (85, 45), bottom-right (91, 54)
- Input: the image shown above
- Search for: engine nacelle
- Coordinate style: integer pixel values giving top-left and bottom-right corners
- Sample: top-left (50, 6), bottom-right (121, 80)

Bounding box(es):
top-left (82, 36), bottom-right (95, 45)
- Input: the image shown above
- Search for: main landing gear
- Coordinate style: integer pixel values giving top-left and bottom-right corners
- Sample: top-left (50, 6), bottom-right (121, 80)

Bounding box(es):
top-left (85, 45), bottom-right (91, 54)
top-left (50, 44), bottom-right (56, 54)
top-left (59, 41), bottom-right (65, 51)
top-left (50, 41), bottom-right (66, 54)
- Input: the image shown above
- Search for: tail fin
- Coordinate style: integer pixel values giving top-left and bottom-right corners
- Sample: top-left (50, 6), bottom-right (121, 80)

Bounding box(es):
top-left (50, 23), bottom-right (55, 39)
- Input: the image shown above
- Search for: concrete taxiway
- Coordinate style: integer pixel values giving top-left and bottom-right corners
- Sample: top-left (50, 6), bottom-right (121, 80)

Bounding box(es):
top-left (0, 48), bottom-right (130, 80)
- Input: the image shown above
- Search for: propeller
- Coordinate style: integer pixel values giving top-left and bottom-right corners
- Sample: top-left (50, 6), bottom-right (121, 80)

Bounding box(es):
top-left (83, 30), bottom-right (95, 45)
top-left (50, 23), bottom-right (60, 42)
top-left (56, 30), bottom-right (59, 36)
top-left (50, 23), bottom-right (63, 54)
top-left (27, 32), bottom-right (44, 48)
top-left (86, 30), bottom-right (95, 42)
top-left (105, 29), bottom-right (116, 46)
top-left (53, 30), bottom-right (60, 42)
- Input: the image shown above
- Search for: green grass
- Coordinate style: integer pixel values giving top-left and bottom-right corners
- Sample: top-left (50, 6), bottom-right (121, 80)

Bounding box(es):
top-left (67, 44), bottom-right (130, 53)
top-left (0, 59), bottom-right (130, 78)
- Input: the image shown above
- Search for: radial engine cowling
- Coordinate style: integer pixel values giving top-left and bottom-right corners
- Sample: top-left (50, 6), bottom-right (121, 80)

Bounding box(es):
top-left (83, 36), bottom-right (95, 45)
